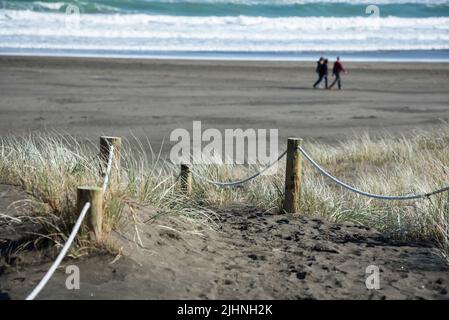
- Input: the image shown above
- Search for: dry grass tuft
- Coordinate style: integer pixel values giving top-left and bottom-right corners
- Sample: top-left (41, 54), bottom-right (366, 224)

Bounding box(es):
top-left (1, 127), bottom-right (449, 259)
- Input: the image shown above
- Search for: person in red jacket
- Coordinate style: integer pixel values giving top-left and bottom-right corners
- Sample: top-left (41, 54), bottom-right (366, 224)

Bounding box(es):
top-left (329, 57), bottom-right (347, 90)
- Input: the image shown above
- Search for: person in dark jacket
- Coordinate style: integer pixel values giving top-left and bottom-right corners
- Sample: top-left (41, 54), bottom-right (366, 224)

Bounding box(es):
top-left (313, 58), bottom-right (328, 89)
top-left (329, 56), bottom-right (347, 90)
top-left (315, 57), bottom-right (323, 74)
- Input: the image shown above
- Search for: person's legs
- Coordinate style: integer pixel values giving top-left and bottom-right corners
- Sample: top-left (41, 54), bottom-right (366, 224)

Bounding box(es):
top-left (329, 74), bottom-right (338, 89)
top-left (337, 75), bottom-right (342, 89)
top-left (324, 76), bottom-right (328, 89)
top-left (313, 75), bottom-right (324, 88)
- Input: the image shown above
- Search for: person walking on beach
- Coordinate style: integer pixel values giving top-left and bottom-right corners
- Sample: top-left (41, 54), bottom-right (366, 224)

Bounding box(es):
top-left (313, 57), bottom-right (323, 87)
top-left (313, 58), bottom-right (328, 89)
top-left (329, 56), bottom-right (347, 90)
top-left (315, 57), bottom-right (323, 74)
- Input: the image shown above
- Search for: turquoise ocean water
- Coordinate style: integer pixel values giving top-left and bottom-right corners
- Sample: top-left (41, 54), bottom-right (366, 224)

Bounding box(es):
top-left (1, 0), bottom-right (449, 61)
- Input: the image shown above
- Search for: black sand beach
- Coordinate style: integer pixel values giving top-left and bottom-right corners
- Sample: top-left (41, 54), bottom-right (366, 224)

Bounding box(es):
top-left (1, 56), bottom-right (449, 300)
top-left (2, 196), bottom-right (449, 300)
top-left (1, 56), bottom-right (449, 152)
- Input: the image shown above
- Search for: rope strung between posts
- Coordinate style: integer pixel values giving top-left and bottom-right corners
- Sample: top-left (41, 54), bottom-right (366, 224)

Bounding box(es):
top-left (25, 202), bottom-right (91, 300)
top-left (299, 146), bottom-right (449, 200)
top-left (102, 145), bottom-right (115, 194)
top-left (190, 150), bottom-right (287, 187)
top-left (26, 145), bottom-right (116, 300)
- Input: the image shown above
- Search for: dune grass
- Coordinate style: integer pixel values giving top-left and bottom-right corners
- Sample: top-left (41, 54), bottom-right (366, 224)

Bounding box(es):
top-left (177, 128), bottom-right (449, 259)
top-left (0, 134), bottom-right (215, 256)
top-left (1, 128), bottom-right (449, 259)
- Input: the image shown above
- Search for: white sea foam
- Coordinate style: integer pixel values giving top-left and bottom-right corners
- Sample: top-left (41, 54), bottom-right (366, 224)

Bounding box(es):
top-left (33, 2), bottom-right (66, 10)
top-left (0, 10), bottom-right (448, 53)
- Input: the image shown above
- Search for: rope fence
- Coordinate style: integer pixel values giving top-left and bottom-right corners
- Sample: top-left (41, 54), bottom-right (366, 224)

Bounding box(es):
top-left (25, 202), bottom-right (91, 300)
top-left (20, 134), bottom-right (449, 300)
top-left (298, 145), bottom-right (449, 201)
top-left (24, 136), bottom-right (120, 300)
top-left (190, 150), bottom-right (287, 187)
top-left (180, 138), bottom-right (449, 211)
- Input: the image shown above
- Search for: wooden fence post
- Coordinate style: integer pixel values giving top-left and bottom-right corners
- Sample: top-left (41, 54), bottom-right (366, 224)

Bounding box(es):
top-left (283, 138), bottom-right (303, 213)
top-left (100, 136), bottom-right (121, 184)
top-left (76, 186), bottom-right (103, 241)
top-left (180, 164), bottom-right (192, 196)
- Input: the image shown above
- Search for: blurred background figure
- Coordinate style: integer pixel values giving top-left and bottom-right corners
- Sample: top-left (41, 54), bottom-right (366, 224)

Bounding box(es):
top-left (329, 57), bottom-right (347, 90)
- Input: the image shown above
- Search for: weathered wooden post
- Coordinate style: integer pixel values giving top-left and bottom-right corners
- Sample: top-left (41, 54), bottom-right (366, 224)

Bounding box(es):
top-left (76, 186), bottom-right (103, 241)
top-left (180, 164), bottom-right (192, 196)
top-left (99, 136), bottom-right (121, 184)
top-left (283, 138), bottom-right (303, 213)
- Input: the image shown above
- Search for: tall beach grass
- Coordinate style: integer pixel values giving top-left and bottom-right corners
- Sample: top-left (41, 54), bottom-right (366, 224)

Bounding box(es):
top-left (1, 128), bottom-right (448, 259)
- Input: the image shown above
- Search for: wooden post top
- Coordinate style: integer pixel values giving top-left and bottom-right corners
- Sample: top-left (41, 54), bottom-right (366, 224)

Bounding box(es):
top-left (100, 136), bottom-right (122, 146)
top-left (287, 138), bottom-right (304, 146)
top-left (100, 136), bottom-right (121, 140)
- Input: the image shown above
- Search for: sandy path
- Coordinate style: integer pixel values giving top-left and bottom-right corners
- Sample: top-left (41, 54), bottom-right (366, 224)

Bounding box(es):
top-left (1, 202), bottom-right (448, 300)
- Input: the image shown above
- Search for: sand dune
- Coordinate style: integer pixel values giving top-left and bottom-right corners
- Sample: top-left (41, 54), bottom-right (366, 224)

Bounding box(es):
top-left (1, 200), bottom-right (448, 300)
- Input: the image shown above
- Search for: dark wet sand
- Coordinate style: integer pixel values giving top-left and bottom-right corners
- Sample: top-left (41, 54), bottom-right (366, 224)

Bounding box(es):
top-left (1, 56), bottom-right (449, 154)
top-left (1, 57), bottom-right (449, 300)
top-left (1, 201), bottom-right (448, 300)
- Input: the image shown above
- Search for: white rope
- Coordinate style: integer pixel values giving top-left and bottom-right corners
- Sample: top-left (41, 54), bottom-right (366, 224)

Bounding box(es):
top-left (299, 146), bottom-right (449, 200)
top-left (24, 144), bottom-right (115, 300)
top-left (191, 150), bottom-right (287, 187)
top-left (25, 202), bottom-right (91, 300)
top-left (102, 145), bottom-right (115, 194)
